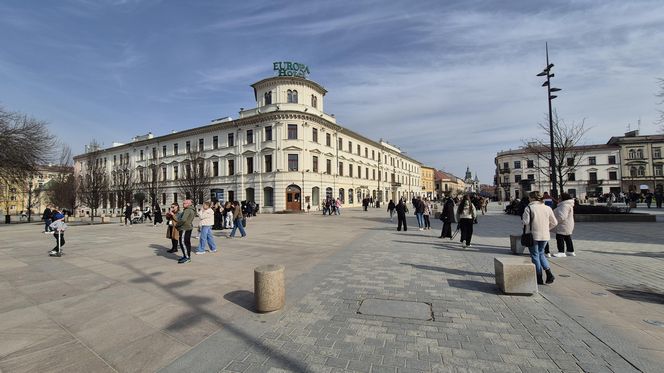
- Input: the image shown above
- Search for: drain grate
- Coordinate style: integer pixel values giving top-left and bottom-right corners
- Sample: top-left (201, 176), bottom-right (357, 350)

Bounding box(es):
top-left (357, 299), bottom-right (433, 321)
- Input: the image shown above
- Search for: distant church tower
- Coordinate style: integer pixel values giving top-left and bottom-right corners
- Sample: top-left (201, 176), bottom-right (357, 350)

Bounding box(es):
top-left (464, 166), bottom-right (479, 193)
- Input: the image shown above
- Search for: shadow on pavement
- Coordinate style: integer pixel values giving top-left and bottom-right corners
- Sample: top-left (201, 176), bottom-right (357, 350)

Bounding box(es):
top-left (447, 279), bottom-right (500, 294)
top-left (401, 263), bottom-right (494, 277)
top-left (149, 244), bottom-right (181, 261)
top-left (224, 290), bottom-right (257, 312)
top-left (608, 287), bottom-right (664, 305)
top-left (586, 250), bottom-right (664, 259)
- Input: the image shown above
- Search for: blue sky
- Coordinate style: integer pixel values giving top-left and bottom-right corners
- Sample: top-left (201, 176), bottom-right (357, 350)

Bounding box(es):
top-left (2, 0), bottom-right (664, 183)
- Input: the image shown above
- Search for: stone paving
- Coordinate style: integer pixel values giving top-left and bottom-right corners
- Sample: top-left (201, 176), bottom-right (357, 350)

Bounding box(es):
top-left (1, 204), bottom-right (663, 372)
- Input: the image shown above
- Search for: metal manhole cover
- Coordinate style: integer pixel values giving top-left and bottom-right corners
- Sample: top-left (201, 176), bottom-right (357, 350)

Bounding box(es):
top-left (644, 320), bottom-right (664, 327)
top-left (357, 299), bottom-right (433, 321)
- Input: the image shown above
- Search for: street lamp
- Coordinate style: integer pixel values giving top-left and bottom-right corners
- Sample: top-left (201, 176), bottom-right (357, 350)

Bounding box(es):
top-left (537, 42), bottom-right (562, 198)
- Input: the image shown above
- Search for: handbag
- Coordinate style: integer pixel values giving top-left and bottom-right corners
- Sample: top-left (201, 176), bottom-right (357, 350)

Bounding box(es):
top-left (520, 207), bottom-right (534, 247)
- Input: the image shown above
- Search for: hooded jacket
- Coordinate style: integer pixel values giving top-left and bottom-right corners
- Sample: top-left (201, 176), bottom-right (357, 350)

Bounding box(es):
top-left (553, 199), bottom-right (575, 235)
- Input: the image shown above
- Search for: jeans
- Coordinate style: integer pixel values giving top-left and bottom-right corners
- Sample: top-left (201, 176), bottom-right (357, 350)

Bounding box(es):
top-left (415, 213), bottom-right (424, 228)
top-left (423, 215), bottom-right (431, 229)
top-left (555, 234), bottom-right (574, 253)
top-left (529, 240), bottom-right (550, 275)
top-left (229, 218), bottom-right (246, 237)
top-left (44, 218), bottom-right (52, 232)
top-left (197, 226), bottom-right (217, 252)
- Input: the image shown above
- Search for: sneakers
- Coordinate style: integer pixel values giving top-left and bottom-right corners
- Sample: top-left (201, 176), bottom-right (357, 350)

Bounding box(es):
top-left (553, 253), bottom-right (566, 258)
top-left (418, 228), bottom-right (423, 231)
top-left (209, 250), bottom-right (217, 253)
top-left (48, 250), bottom-right (59, 255)
top-left (467, 244), bottom-right (472, 247)
top-left (178, 256), bottom-right (191, 264)
top-left (194, 251), bottom-right (206, 255)
top-left (567, 252), bottom-right (576, 257)
top-left (462, 244), bottom-right (467, 248)
top-left (545, 253), bottom-right (552, 258)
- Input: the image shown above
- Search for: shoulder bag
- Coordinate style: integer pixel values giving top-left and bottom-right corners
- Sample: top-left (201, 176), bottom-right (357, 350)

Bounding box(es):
top-left (521, 207), bottom-right (534, 247)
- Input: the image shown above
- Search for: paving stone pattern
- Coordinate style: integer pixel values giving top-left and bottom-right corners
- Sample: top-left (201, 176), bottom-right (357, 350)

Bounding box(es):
top-left (221, 216), bottom-right (639, 372)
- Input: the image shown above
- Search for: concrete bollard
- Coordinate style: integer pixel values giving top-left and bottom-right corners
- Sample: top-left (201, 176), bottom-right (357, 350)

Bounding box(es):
top-left (509, 235), bottom-right (526, 255)
top-left (494, 257), bottom-right (537, 295)
top-left (254, 264), bottom-right (285, 312)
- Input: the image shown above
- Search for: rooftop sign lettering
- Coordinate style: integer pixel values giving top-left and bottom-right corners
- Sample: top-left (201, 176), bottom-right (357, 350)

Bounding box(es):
top-left (273, 62), bottom-right (310, 78)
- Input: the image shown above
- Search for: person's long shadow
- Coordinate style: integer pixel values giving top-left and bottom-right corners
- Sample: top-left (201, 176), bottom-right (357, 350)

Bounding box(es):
top-left (401, 263), bottom-right (494, 277)
top-left (586, 250), bottom-right (664, 259)
top-left (149, 243), bottom-right (180, 261)
top-left (124, 264), bottom-right (310, 372)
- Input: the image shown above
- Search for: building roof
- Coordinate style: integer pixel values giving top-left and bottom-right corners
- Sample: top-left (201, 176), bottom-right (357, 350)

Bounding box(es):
top-left (496, 143), bottom-right (619, 157)
top-left (607, 133), bottom-right (664, 145)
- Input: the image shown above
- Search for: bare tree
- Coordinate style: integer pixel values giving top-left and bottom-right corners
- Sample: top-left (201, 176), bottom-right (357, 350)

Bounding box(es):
top-left (77, 140), bottom-right (109, 222)
top-left (112, 161), bottom-right (135, 208)
top-left (657, 78), bottom-right (664, 131)
top-left (142, 161), bottom-right (161, 208)
top-left (177, 150), bottom-right (211, 204)
top-left (524, 111), bottom-right (590, 195)
top-left (47, 145), bottom-right (76, 213)
top-left (0, 106), bottom-right (56, 185)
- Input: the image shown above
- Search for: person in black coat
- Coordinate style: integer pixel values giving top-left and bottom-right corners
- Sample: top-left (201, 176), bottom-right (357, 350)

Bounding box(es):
top-left (124, 203), bottom-right (132, 226)
top-left (439, 197), bottom-right (455, 238)
top-left (387, 200), bottom-right (396, 221)
top-left (395, 199), bottom-right (408, 231)
top-left (153, 203), bottom-right (163, 225)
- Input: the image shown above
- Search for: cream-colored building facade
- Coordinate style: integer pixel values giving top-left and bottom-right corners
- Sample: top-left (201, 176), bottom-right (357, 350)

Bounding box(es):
top-left (607, 130), bottom-right (664, 193)
top-left (0, 165), bottom-right (72, 217)
top-left (74, 71), bottom-right (423, 214)
top-left (420, 166), bottom-right (435, 199)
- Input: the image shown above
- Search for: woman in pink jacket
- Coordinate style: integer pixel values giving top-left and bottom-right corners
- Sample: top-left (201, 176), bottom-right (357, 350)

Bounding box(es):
top-left (522, 191), bottom-right (559, 285)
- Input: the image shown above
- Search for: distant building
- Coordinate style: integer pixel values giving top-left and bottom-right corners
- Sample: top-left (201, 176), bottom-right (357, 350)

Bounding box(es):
top-left (434, 170), bottom-right (465, 198)
top-left (463, 166), bottom-right (480, 193)
top-left (0, 165), bottom-right (73, 216)
top-left (607, 130), bottom-right (664, 193)
top-left (420, 166), bottom-right (436, 199)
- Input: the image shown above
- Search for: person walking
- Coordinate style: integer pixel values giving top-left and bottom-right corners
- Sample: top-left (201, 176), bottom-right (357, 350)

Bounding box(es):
top-left (143, 205), bottom-right (152, 222)
top-left (553, 193), bottom-right (576, 257)
top-left (213, 202), bottom-right (223, 229)
top-left (439, 197), bottom-right (455, 239)
top-left (645, 192), bottom-right (653, 208)
top-left (195, 201), bottom-right (217, 254)
top-left (165, 203), bottom-right (181, 253)
top-left (228, 201), bottom-right (247, 238)
top-left (387, 199), bottom-right (396, 221)
top-left (414, 197), bottom-right (425, 230)
top-left (335, 198), bottom-right (342, 215)
top-left (175, 199), bottom-right (196, 263)
top-left (153, 203), bottom-right (163, 226)
top-left (423, 199), bottom-right (432, 230)
top-left (124, 202), bottom-right (133, 226)
top-left (656, 189), bottom-right (663, 209)
top-left (455, 194), bottom-right (477, 248)
top-left (395, 199), bottom-right (408, 231)
top-left (522, 191), bottom-right (558, 285)
top-left (48, 211), bottom-right (68, 256)
top-left (42, 205), bottom-right (53, 233)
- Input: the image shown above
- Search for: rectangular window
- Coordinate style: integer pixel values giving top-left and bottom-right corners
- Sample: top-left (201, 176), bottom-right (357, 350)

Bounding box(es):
top-left (339, 161), bottom-right (344, 176)
top-left (502, 162), bottom-right (508, 169)
top-left (589, 172), bottom-right (598, 182)
top-left (655, 165), bottom-right (663, 176)
top-left (198, 138), bottom-right (204, 151)
top-left (356, 143), bottom-right (360, 154)
top-left (139, 150), bottom-right (144, 161)
top-left (247, 157), bottom-right (254, 174)
top-left (173, 193), bottom-right (178, 203)
top-left (338, 137), bottom-right (343, 150)
top-left (265, 126), bottom-right (273, 141)
top-left (349, 141), bottom-right (353, 153)
top-left (288, 124), bottom-right (298, 139)
top-left (365, 148), bottom-right (368, 158)
top-left (514, 161), bottom-right (521, 169)
top-left (288, 154), bottom-right (298, 171)
top-left (186, 141), bottom-right (191, 153)
top-left (608, 155), bottom-right (616, 164)
top-left (349, 164), bottom-right (353, 177)
top-left (312, 156), bottom-right (318, 172)
top-left (326, 159), bottom-right (331, 174)
top-left (246, 130), bottom-right (253, 144)
top-left (654, 148), bottom-right (662, 159)
top-left (162, 193), bottom-right (166, 206)
top-left (213, 136), bottom-right (218, 149)
top-left (365, 167), bottom-right (369, 179)
top-left (515, 175), bottom-right (522, 182)
top-left (372, 150), bottom-right (375, 160)
top-left (326, 133), bottom-right (331, 146)
top-left (162, 145), bottom-right (167, 157)
top-left (213, 161), bottom-right (219, 177)
top-left (152, 147), bottom-right (157, 159)
top-left (588, 156), bottom-right (596, 165)
top-left (567, 157), bottom-right (574, 166)
top-left (228, 160), bottom-right (235, 175)
top-left (372, 169), bottom-right (376, 180)
top-left (174, 165), bottom-right (179, 180)
top-left (358, 165), bottom-right (361, 178)
top-left (228, 133), bottom-right (234, 147)
top-left (609, 171), bottom-right (617, 180)
top-left (264, 154), bottom-right (273, 172)
top-left (527, 174), bottom-right (534, 180)
top-left (568, 172), bottom-right (575, 181)
top-left (312, 128), bottom-right (318, 143)
top-left (527, 160), bottom-right (534, 168)
top-left (174, 143), bottom-right (179, 155)
top-left (162, 167), bottom-right (167, 181)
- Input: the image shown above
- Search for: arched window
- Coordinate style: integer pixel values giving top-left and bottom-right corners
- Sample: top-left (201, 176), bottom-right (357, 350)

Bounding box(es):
top-left (638, 166), bottom-right (646, 177)
top-left (289, 90), bottom-right (298, 103)
top-left (630, 166), bottom-right (637, 177)
top-left (348, 189), bottom-right (354, 204)
top-left (264, 91), bottom-right (272, 105)
top-left (263, 187), bottom-right (274, 207)
top-left (311, 95), bottom-right (317, 108)
top-left (637, 149), bottom-right (643, 159)
top-left (287, 90), bottom-right (293, 103)
top-left (629, 149), bottom-right (636, 159)
top-left (338, 188), bottom-right (345, 203)
top-left (325, 187), bottom-right (333, 199)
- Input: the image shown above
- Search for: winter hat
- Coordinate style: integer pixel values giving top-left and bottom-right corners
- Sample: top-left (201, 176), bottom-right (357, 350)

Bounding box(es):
top-left (53, 213), bottom-right (65, 221)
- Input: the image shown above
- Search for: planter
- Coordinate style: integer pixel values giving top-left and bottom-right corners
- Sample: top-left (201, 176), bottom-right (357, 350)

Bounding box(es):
top-left (574, 213), bottom-right (656, 222)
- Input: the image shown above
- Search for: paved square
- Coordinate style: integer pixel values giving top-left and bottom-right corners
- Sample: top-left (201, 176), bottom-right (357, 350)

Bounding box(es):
top-left (357, 299), bottom-right (433, 321)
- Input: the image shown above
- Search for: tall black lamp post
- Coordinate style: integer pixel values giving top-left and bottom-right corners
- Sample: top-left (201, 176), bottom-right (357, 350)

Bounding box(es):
top-left (537, 42), bottom-right (562, 198)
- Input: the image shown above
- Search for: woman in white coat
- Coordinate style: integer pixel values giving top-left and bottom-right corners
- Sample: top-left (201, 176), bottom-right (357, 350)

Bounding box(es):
top-left (553, 193), bottom-right (575, 257)
top-left (522, 191), bottom-right (559, 285)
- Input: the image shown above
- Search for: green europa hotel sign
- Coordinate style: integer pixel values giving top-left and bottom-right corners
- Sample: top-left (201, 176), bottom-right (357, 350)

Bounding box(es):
top-left (273, 61), bottom-right (310, 78)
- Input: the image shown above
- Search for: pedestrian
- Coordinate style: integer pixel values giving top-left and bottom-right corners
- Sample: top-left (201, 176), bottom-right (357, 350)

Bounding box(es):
top-left (224, 201), bottom-right (234, 228)
top-left (228, 201), bottom-right (247, 238)
top-left (553, 192), bottom-right (575, 257)
top-left (42, 205), bottom-right (53, 233)
top-left (414, 196), bottom-right (425, 231)
top-left (387, 199), bottom-right (396, 221)
top-left (645, 192), bottom-right (653, 208)
top-left (522, 191), bottom-right (558, 285)
top-left (195, 201), bottom-right (217, 254)
top-left (213, 202), bottom-right (223, 230)
top-left (144, 205), bottom-right (153, 222)
top-left (335, 198), bottom-right (342, 215)
top-left (439, 197), bottom-right (455, 239)
top-left (455, 194), bottom-right (477, 248)
top-left (175, 199), bottom-right (196, 263)
top-left (48, 210), bottom-right (68, 256)
top-left (656, 189), bottom-right (663, 209)
top-left (395, 199), bottom-right (408, 231)
top-left (153, 202), bottom-right (163, 225)
top-left (423, 199), bottom-right (431, 230)
top-left (124, 202), bottom-right (132, 226)
top-left (362, 197), bottom-right (369, 211)
top-left (165, 203), bottom-right (181, 253)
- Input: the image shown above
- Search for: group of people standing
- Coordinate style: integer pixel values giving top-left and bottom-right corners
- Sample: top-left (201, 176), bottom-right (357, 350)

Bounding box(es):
top-left (387, 196), bottom-right (435, 232)
top-left (322, 198), bottom-right (342, 215)
top-left (164, 199), bottom-right (248, 264)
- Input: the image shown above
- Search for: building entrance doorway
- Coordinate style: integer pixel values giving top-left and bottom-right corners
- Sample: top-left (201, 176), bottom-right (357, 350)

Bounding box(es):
top-left (285, 185), bottom-right (301, 211)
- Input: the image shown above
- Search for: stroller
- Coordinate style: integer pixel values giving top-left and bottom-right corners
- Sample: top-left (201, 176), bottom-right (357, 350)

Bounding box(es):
top-left (131, 209), bottom-right (144, 224)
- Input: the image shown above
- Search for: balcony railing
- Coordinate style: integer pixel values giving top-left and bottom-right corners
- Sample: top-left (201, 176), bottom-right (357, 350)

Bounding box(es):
top-left (499, 168), bottom-right (511, 174)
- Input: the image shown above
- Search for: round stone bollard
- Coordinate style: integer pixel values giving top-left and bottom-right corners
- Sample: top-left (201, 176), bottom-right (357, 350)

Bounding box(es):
top-left (254, 264), bottom-right (285, 312)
